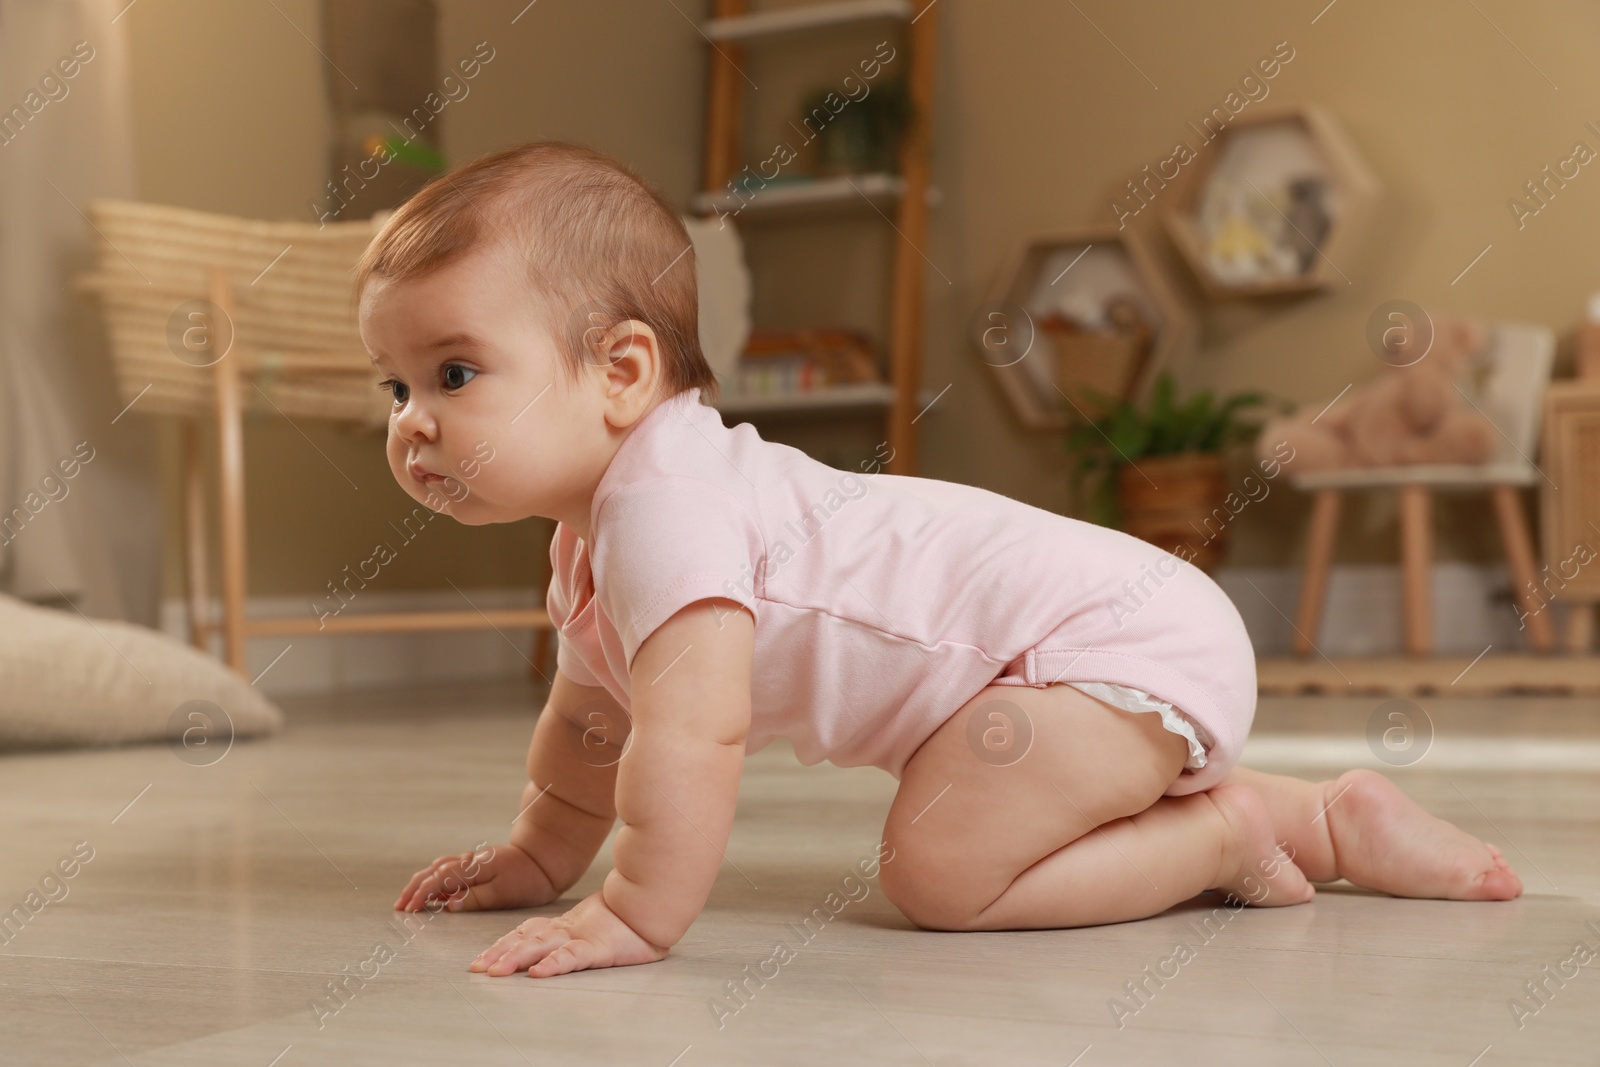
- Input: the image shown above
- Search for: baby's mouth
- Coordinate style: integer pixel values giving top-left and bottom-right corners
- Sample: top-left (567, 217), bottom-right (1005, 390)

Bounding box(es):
top-left (408, 462), bottom-right (446, 485)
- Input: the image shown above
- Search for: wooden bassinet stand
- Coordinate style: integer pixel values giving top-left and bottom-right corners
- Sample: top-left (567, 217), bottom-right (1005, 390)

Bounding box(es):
top-left (76, 200), bottom-right (553, 679)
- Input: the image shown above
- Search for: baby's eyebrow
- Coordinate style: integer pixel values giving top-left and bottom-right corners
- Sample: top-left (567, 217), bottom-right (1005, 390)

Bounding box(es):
top-left (368, 332), bottom-right (487, 368)
top-left (424, 332), bottom-right (491, 352)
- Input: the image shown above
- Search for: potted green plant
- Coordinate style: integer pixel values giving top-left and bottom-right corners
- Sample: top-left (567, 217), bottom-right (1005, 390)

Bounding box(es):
top-left (1064, 372), bottom-right (1271, 572)
top-left (802, 79), bottom-right (912, 176)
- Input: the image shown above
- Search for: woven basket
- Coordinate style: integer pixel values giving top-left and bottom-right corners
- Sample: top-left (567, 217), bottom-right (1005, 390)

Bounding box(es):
top-left (1040, 318), bottom-right (1152, 416)
top-left (74, 199), bottom-right (392, 429)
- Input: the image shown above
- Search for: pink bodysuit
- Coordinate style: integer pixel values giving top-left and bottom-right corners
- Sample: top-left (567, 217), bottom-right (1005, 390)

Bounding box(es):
top-left (546, 387), bottom-right (1257, 793)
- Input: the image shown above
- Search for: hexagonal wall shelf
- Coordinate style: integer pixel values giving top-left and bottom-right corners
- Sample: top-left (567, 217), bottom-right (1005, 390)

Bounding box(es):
top-left (1159, 103), bottom-right (1379, 299)
top-left (976, 225), bottom-right (1196, 430)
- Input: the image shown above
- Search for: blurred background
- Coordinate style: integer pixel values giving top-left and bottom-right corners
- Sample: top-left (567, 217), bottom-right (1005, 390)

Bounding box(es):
top-left (6, 0), bottom-right (1600, 699)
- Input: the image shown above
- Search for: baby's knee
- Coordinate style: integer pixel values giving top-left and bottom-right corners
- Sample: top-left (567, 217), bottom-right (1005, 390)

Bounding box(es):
top-left (879, 869), bottom-right (984, 931)
top-left (875, 838), bottom-right (989, 931)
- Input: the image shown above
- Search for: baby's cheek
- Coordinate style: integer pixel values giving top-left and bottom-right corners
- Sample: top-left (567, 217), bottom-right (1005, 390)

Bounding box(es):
top-left (384, 435), bottom-right (407, 477)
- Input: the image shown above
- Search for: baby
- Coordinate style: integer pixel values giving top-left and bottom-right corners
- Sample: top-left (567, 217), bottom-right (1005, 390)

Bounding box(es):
top-left (358, 142), bottom-right (1523, 980)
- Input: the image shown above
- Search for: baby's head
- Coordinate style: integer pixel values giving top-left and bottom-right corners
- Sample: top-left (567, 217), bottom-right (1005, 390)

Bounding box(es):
top-left (356, 141), bottom-right (718, 530)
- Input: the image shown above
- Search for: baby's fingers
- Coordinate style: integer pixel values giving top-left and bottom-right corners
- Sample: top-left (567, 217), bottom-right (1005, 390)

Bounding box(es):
top-left (526, 939), bottom-right (597, 978)
top-left (395, 852), bottom-right (476, 912)
top-left (394, 857), bottom-right (451, 910)
top-left (441, 870), bottom-right (519, 912)
top-left (479, 925), bottom-right (568, 977)
top-left (395, 865), bottom-right (453, 911)
top-left (468, 922), bottom-right (539, 973)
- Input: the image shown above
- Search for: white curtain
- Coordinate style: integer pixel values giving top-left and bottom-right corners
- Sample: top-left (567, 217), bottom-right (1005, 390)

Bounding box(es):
top-left (0, 0), bottom-right (159, 624)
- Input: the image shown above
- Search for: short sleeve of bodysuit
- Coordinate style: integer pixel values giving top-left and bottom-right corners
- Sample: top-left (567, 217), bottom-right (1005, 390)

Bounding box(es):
top-left (591, 476), bottom-right (764, 672)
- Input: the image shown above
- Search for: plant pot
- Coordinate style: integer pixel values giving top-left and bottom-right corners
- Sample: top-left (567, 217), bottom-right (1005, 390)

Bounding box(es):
top-left (1116, 453), bottom-right (1230, 572)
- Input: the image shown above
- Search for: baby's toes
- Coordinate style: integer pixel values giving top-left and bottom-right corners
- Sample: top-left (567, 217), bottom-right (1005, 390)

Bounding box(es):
top-left (1470, 862), bottom-right (1523, 901)
top-left (1455, 842), bottom-right (1522, 901)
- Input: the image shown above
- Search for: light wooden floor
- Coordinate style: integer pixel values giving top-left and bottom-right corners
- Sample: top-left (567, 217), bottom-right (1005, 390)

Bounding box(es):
top-left (3, 680), bottom-right (1598, 1065)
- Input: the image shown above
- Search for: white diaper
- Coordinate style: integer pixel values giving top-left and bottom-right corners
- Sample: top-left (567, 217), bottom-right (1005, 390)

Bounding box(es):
top-left (1066, 681), bottom-right (1209, 771)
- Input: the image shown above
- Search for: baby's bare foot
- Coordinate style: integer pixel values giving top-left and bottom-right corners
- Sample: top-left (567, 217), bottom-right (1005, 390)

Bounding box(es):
top-left (1207, 783), bottom-right (1315, 907)
top-left (1321, 769), bottom-right (1523, 900)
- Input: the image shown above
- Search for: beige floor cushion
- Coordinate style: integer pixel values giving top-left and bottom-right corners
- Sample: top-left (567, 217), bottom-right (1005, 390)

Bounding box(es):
top-left (0, 592), bottom-right (284, 752)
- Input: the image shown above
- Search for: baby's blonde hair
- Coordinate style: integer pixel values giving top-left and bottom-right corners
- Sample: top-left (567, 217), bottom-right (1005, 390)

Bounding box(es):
top-left (354, 140), bottom-right (719, 401)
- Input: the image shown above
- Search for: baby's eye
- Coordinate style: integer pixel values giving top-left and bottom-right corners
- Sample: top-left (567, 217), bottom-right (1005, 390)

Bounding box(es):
top-left (377, 378), bottom-right (409, 404)
top-left (443, 364), bottom-right (477, 390)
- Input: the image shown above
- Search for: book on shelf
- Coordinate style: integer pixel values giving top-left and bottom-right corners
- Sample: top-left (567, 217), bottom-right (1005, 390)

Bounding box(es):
top-left (721, 327), bottom-right (885, 398)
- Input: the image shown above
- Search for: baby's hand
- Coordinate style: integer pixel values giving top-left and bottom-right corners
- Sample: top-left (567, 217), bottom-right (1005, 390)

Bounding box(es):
top-left (469, 890), bottom-right (667, 978)
top-left (393, 843), bottom-right (555, 913)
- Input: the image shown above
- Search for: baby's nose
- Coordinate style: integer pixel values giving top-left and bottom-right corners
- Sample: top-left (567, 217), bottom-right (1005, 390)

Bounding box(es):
top-left (393, 403), bottom-right (437, 443)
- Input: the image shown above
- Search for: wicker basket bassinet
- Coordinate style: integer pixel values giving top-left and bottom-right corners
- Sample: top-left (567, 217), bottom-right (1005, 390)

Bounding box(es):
top-left (75, 199), bottom-right (391, 429)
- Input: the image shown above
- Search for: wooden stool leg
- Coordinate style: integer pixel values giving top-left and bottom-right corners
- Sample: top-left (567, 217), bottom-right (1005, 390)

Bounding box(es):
top-left (1399, 484), bottom-right (1433, 658)
top-left (1566, 601), bottom-right (1595, 655)
top-left (1491, 483), bottom-right (1556, 653)
top-left (182, 419), bottom-right (211, 651)
top-left (1293, 489), bottom-right (1341, 656)
top-left (211, 267), bottom-right (249, 676)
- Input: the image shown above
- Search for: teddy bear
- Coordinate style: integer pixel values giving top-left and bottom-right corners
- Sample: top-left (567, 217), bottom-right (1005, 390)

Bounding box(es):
top-left (1256, 313), bottom-right (1497, 474)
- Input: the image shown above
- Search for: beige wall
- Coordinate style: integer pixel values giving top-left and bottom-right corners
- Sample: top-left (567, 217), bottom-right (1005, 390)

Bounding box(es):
top-left (126, 0), bottom-right (1599, 604)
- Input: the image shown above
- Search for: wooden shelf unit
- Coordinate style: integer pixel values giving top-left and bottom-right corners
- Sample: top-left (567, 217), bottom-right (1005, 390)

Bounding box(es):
top-left (713, 381), bottom-right (942, 418)
top-left (705, 0), bottom-right (912, 41)
top-left (692, 171), bottom-right (905, 218)
top-left (699, 0), bottom-right (938, 474)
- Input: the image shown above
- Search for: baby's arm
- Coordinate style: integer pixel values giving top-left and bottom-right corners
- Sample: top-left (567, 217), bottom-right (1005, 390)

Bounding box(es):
top-left (393, 669), bottom-right (623, 913)
top-left (471, 597), bottom-right (755, 977)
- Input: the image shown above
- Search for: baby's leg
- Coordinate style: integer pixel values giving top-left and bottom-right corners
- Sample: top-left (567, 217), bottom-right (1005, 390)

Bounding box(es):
top-left (1222, 766), bottom-right (1523, 900)
top-left (879, 684), bottom-right (1313, 932)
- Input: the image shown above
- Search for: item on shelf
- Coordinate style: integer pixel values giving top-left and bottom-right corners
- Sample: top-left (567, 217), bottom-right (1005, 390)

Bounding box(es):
top-left (1198, 178), bottom-right (1317, 284)
top-left (802, 78), bottom-right (912, 176)
top-left (681, 214), bottom-right (752, 381)
top-left (1200, 183), bottom-right (1275, 284)
top-left (1257, 313), bottom-right (1496, 473)
top-left (1283, 175), bottom-right (1331, 273)
top-left (977, 227), bottom-right (1196, 430)
top-left (1038, 294), bottom-right (1155, 417)
top-left (727, 328), bottom-right (883, 396)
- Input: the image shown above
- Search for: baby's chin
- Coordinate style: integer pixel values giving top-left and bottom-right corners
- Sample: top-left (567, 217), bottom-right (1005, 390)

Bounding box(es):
top-left (403, 484), bottom-right (468, 518)
top-left (392, 477), bottom-right (527, 525)
top-left (444, 504), bottom-right (497, 526)
top-left (421, 494), bottom-right (521, 526)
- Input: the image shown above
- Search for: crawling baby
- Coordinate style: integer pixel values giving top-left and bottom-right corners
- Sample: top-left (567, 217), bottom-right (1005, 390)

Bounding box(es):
top-left (358, 141), bottom-right (1522, 979)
